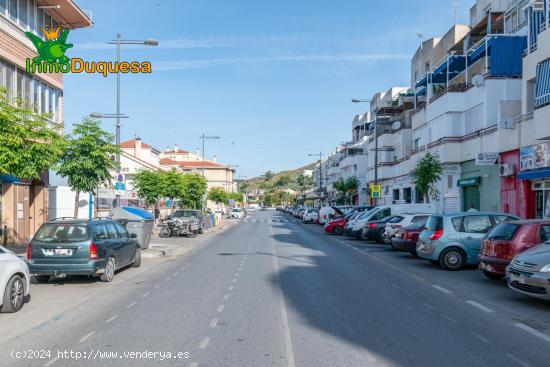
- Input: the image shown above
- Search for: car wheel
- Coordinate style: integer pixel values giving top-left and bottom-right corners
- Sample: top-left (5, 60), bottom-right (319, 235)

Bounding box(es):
top-left (132, 247), bottom-right (142, 268)
top-left (159, 227), bottom-right (171, 238)
top-left (439, 248), bottom-right (465, 271)
top-left (334, 227), bottom-right (343, 236)
top-left (35, 275), bottom-right (50, 283)
top-left (100, 257), bottom-right (116, 282)
top-left (1, 275), bottom-right (24, 313)
top-left (483, 270), bottom-right (504, 280)
top-left (198, 228), bottom-right (204, 234)
top-left (188, 231), bottom-right (198, 238)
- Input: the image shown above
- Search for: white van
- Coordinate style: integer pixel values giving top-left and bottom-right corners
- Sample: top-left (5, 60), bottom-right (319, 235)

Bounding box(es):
top-left (350, 204), bottom-right (437, 235)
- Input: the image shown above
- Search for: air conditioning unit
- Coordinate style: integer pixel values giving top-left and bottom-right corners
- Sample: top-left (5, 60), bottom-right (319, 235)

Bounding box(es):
top-left (499, 163), bottom-right (515, 177)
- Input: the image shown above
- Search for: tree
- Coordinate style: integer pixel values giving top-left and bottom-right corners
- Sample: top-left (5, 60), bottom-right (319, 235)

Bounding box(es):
top-left (133, 170), bottom-right (164, 207)
top-left (56, 118), bottom-right (119, 218)
top-left (161, 169), bottom-right (186, 212)
top-left (296, 173), bottom-right (313, 192)
top-left (275, 175), bottom-right (291, 187)
top-left (263, 170), bottom-right (275, 181)
top-left (333, 177), bottom-right (359, 204)
top-left (180, 173), bottom-right (208, 210)
top-left (0, 88), bottom-right (65, 179)
top-left (208, 187), bottom-right (228, 205)
top-left (412, 151), bottom-right (443, 203)
top-left (227, 192), bottom-right (244, 203)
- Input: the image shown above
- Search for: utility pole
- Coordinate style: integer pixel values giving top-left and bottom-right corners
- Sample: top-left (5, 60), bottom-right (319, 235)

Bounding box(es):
top-left (308, 152), bottom-right (323, 208)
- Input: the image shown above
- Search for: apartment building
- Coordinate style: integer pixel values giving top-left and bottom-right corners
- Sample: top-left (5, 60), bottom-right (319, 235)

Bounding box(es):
top-left (159, 145), bottom-right (237, 193)
top-left (0, 0), bottom-right (91, 243)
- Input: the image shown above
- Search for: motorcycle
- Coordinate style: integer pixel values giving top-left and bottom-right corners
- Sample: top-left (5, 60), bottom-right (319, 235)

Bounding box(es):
top-left (158, 217), bottom-right (198, 238)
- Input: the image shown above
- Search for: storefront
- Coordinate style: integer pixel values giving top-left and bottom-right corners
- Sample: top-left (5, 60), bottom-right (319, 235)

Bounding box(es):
top-left (500, 149), bottom-right (534, 218)
top-left (518, 143), bottom-right (550, 219)
top-left (458, 160), bottom-right (500, 212)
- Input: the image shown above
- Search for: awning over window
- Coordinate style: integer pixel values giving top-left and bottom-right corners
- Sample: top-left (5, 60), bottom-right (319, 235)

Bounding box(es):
top-left (415, 74), bottom-right (429, 88)
top-left (431, 55), bottom-right (467, 84)
top-left (535, 59), bottom-right (550, 107)
top-left (415, 86), bottom-right (426, 96)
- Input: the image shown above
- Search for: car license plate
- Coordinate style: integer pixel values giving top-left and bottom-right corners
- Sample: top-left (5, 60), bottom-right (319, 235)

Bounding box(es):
top-left (44, 249), bottom-right (73, 257)
top-left (510, 273), bottom-right (526, 284)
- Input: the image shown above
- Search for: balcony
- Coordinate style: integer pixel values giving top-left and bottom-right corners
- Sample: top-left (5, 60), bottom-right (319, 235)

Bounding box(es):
top-left (0, 15), bottom-right (35, 50)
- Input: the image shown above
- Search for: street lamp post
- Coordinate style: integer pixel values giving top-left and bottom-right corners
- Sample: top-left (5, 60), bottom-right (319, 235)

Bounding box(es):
top-left (308, 152), bottom-right (323, 208)
top-left (352, 98), bottom-right (381, 205)
top-left (199, 134), bottom-right (221, 177)
top-left (94, 34), bottom-right (157, 207)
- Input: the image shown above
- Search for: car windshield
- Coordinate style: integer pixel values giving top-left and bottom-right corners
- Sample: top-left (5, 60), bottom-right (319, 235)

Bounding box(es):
top-left (34, 223), bottom-right (90, 243)
top-left (425, 216), bottom-right (443, 231)
top-left (232, 208), bottom-right (242, 212)
top-left (487, 223), bottom-right (520, 241)
top-left (358, 207), bottom-right (378, 219)
top-left (174, 210), bottom-right (200, 218)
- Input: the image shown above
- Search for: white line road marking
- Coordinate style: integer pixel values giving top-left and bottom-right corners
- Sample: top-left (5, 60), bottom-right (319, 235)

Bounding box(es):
top-left (228, 285), bottom-right (234, 291)
top-left (406, 292), bottom-right (415, 298)
top-left (164, 277), bottom-right (170, 282)
top-left (466, 300), bottom-right (495, 313)
top-left (235, 272), bottom-right (240, 277)
top-left (442, 315), bottom-right (458, 324)
top-left (469, 330), bottom-right (491, 344)
top-left (190, 362), bottom-right (198, 367)
top-left (142, 292), bottom-right (150, 298)
top-left (217, 305), bottom-right (224, 313)
top-left (423, 302), bottom-right (435, 310)
top-left (433, 285), bottom-right (453, 294)
top-left (232, 278), bottom-right (237, 283)
top-left (106, 315), bottom-right (118, 323)
top-left (173, 272), bottom-right (178, 276)
top-left (506, 353), bottom-right (532, 367)
top-left (515, 323), bottom-right (550, 343)
top-left (392, 284), bottom-right (401, 289)
top-left (154, 284), bottom-right (161, 289)
top-left (180, 267), bottom-right (185, 271)
top-left (79, 331), bottom-right (95, 343)
top-left (209, 318), bottom-right (218, 328)
top-left (126, 302), bottom-right (136, 309)
top-left (223, 294), bottom-right (230, 300)
top-left (44, 357), bottom-right (59, 367)
top-left (270, 226), bottom-right (297, 367)
top-left (382, 277), bottom-right (389, 282)
top-left (199, 337), bottom-right (210, 350)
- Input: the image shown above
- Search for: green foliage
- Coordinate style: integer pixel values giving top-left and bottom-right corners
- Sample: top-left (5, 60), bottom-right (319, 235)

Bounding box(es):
top-left (412, 152), bottom-right (443, 203)
top-left (133, 170), bottom-right (164, 207)
top-left (296, 173), bottom-right (313, 192)
top-left (180, 173), bottom-right (208, 210)
top-left (0, 88), bottom-right (65, 179)
top-left (161, 169), bottom-right (186, 208)
top-left (208, 187), bottom-right (228, 204)
top-left (227, 192), bottom-right (244, 203)
top-left (275, 175), bottom-right (291, 187)
top-left (333, 177), bottom-right (359, 204)
top-left (263, 170), bottom-right (275, 181)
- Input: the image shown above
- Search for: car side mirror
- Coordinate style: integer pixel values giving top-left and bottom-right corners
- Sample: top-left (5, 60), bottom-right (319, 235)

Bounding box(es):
top-left (130, 233), bottom-right (137, 239)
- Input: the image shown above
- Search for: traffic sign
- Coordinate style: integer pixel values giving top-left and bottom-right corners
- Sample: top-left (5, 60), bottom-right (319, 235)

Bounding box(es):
top-left (371, 184), bottom-right (382, 199)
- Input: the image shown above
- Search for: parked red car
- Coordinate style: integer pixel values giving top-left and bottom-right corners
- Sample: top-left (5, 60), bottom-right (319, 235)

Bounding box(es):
top-left (391, 224), bottom-right (425, 255)
top-left (479, 220), bottom-right (550, 280)
top-left (324, 213), bottom-right (356, 235)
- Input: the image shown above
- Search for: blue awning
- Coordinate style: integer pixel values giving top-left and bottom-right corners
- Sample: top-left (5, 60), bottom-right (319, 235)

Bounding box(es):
top-left (415, 73), bottom-right (429, 88)
top-left (416, 86), bottom-right (426, 96)
top-left (431, 55), bottom-right (467, 84)
top-left (535, 59), bottom-right (550, 107)
top-left (468, 42), bottom-right (486, 65)
top-left (0, 174), bottom-right (22, 183)
top-left (519, 168), bottom-right (550, 180)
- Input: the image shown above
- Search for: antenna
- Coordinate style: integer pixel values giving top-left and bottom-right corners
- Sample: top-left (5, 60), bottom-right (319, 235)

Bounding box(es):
top-left (452, 0), bottom-right (459, 24)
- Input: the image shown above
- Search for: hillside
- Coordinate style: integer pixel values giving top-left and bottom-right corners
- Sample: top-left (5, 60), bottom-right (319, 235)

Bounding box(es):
top-left (242, 163), bottom-right (317, 193)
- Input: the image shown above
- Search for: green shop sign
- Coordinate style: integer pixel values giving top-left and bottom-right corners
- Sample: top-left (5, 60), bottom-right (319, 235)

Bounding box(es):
top-left (457, 177), bottom-right (481, 187)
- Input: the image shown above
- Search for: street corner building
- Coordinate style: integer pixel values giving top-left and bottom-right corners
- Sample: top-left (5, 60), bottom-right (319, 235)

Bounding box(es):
top-left (312, 0), bottom-right (550, 220)
top-left (0, 0), bottom-right (92, 244)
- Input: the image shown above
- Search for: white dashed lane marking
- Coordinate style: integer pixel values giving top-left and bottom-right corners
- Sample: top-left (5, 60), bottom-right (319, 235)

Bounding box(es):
top-left (106, 315), bottom-right (118, 323)
top-left (79, 331), bottom-right (95, 343)
top-left (466, 300), bottom-right (494, 313)
top-left (126, 302), bottom-right (136, 309)
top-left (506, 353), bottom-right (532, 367)
top-left (142, 292), bottom-right (150, 298)
top-left (223, 294), bottom-right (230, 300)
top-left (432, 285), bottom-right (453, 294)
top-left (217, 305), bottom-right (224, 313)
top-left (515, 323), bottom-right (550, 343)
top-left (469, 330), bottom-right (491, 344)
top-left (44, 357), bottom-right (59, 367)
top-left (209, 318), bottom-right (218, 328)
top-left (199, 337), bottom-right (210, 350)
top-left (228, 286), bottom-right (234, 291)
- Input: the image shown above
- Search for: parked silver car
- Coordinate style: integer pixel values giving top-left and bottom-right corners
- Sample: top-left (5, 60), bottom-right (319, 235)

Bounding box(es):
top-left (506, 243), bottom-right (550, 300)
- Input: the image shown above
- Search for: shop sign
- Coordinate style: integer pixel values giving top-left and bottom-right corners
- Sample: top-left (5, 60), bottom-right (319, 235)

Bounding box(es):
top-left (457, 177), bottom-right (480, 187)
top-left (520, 143), bottom-right (550, 172)
top-left (476, 152), bottom-right (498, 165)
top-left (442, 164), bottom-right (460, 175)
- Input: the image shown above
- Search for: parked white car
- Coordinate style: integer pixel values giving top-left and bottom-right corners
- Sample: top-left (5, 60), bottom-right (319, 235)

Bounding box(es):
top-left (0, 246), bottom-right (30, 313)
top-left (302, 208), bottom-right (319, 223)
top-left (230, 208), bottom-right (245, 219)
top-left (382, 213), bottom-right (431, 244)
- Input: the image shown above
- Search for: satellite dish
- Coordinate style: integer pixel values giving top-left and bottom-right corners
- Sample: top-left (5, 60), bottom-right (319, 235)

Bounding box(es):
top-left (472, 74), bottom-right (484, 87)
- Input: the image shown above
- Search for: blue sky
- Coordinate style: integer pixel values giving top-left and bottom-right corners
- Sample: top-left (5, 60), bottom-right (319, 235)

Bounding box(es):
top-left (64, 0), bottom-right (470, 179)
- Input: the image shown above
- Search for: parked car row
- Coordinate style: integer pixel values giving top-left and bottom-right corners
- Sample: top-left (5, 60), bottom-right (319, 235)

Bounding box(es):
top-left (289, 204), bottom-right (550, 302)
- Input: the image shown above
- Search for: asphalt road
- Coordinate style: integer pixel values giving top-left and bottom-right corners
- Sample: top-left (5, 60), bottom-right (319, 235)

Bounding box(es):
top-left (2, 210), bottom-right (550, 367)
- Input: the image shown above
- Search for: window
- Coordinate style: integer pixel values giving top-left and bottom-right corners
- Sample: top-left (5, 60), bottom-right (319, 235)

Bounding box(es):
top-left (36, 7), bottom-right (43, 36)
top-left (393, 189), bottom-right (400, 201)
top-left (541, 226), bottom-right (550, 242)
top-left (535, 59), bottom-right (550, 107)
top-left (487, 223), bottom-right (520, 241)
top-left (34, 223), bottom-right (90, 243)
top-left (447, 175), bottom-right (453, 189)
top-left (372, 208), bottom-right (391, 221)
top-left (8, 0), bottom-right (17, 22)
top-left (48, 86), bottom-right (54, 119)
top-left (33, 79), bottom-right (39, 112)
top-left (5, 62), bottom-right (13, 97)
top-left (19, 0), bottom-right (27, 29)
top-left (114, 223), bottom-right (129, 239)
top-left (462, 215), bottom-right (492, 233)
top-left (94, 224), bottom-right (109, 240)
top-left (105, 223), bottom-right (119, 239)
top-left (411, 215), bottom-right (429, 226)
top-left (16, 69), bottom-right (23, 98)
top-left (24, 73), bottom-right (32, 105)
top-left (493, 215), bottom-right (517, 224)
top-left (0, 0), bottom-right (6, 15)
top-left (414, 138), bottom-right (420, 150)
top-left (451, 217), bottom-right (462, 231)
top-left (28, 0), bottom-right (34, 31)
top-left (426, 215), bottom-right (443, 231)
top-left (41, 82), bottom-right (47, 114)
top-left (55, 90), bottom-right (61, 121)
top-left (44, 11), bottom-right (51, 27)
top-left (388, 216), bottom-right (404, 224)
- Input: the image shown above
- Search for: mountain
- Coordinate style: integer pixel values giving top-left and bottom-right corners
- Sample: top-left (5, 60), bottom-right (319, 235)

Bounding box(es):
top-left (242, 163), bottom-right (317, 193)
